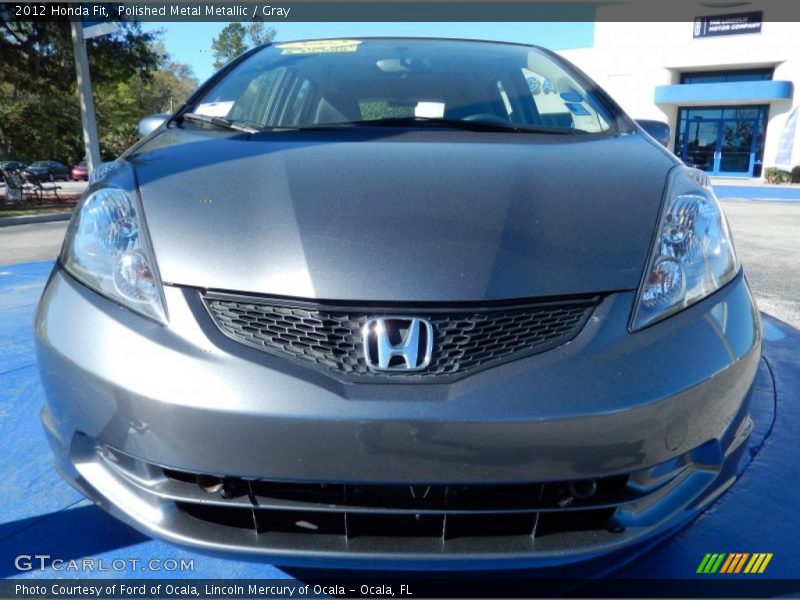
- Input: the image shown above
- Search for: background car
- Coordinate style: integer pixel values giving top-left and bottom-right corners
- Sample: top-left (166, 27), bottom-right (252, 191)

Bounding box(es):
top-left (25, 160), bottom-right (70, 182)
top-left (71, 161), bottom-right (88, 181)
top-left (0, 160), bottom-right (28, 172)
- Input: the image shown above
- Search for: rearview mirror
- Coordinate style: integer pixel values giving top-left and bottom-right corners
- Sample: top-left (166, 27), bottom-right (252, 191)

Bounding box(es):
top-left (636, 119), bottom-right (671, 147)
top-left (138, 114), bottom-right (170, 138)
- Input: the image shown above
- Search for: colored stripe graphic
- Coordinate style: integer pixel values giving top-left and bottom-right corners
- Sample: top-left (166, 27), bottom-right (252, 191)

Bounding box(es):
top-left (754, 553), bottom-right (767, 572)
top-left (697, 552), bottom-right (728, 573)
top-left (697, 554), bottom-right (714, 573)
top-left (759, 553), bottom-right (773, 573)
top-left (709, 553), bottom-right (726, 573)
top-left (751, 554), bottom-right (765, 573)
top-left (720, 554), bottom-right (737, 574)
top-left (699, 553), bottom-right (720, 573)
top-left (698, 552), bottom-right (772, 574)
top-left (744, 554), bottom-right (760, 574)
top-left (734, 553), bottom-right (750, 573)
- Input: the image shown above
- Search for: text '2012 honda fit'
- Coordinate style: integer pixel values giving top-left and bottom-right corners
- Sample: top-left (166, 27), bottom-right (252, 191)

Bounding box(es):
top-left (35, 38), bottom-right (761, 569)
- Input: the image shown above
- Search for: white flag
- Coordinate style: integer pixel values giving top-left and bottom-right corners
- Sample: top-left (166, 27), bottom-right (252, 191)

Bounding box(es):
top-left (775, 106), bottom-right (799, 172)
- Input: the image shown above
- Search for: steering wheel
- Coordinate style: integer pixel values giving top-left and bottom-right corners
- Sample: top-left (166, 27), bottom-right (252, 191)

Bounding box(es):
top-left (462, 113), bottom-right (511, 125)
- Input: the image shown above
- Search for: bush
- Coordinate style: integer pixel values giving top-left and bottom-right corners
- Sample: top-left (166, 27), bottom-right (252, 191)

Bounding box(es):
top-left (764, 167), bottom-right (792, 184)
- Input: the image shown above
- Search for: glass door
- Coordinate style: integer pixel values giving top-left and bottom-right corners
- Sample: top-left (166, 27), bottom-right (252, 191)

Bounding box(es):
top-left (682, 118), bottom-right (719, 173)
top-left (717, 118), bottom-right (758, 176)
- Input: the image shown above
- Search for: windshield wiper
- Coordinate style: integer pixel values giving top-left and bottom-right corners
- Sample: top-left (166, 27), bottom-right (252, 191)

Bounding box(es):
top-left (176, 114), bottom-right (580, 135)
top-left (271, 117), bottom-right (577, 134)
top-left (177, 112), bottom-right (262, 134)
top-left (355, 117), bottom-right (577, 134)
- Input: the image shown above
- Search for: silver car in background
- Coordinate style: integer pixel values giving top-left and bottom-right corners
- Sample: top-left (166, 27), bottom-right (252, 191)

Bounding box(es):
top-left (35, 38), bottom-right (761, 569)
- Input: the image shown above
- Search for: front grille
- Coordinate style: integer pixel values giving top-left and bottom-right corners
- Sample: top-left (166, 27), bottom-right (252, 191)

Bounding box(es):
top-left (201, 293), bottom-right (597, 380)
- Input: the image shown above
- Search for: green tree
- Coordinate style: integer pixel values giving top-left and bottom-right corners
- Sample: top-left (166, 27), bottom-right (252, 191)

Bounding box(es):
top-left (95, 42), bottom-right (199, 157)
top-left (0, 18), bottom-right (198, 164)
top-left (0, 18), bottom-right (160, 163)
top-left (211, 22), bottom-right (276, 70)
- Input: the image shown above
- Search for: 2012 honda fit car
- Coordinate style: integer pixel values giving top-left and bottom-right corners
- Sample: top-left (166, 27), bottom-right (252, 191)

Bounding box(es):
top-left (35, 38), bottom-right (761, 569)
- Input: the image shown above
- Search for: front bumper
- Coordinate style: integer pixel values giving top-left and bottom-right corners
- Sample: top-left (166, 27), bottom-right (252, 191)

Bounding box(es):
top-left (35, 266), bottom-right (762, 568)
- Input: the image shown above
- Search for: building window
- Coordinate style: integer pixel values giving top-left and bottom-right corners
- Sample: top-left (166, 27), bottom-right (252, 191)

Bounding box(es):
top-left (680, 69), bottom-right (773, 85)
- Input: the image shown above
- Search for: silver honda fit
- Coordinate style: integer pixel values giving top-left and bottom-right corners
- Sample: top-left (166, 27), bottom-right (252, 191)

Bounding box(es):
top-left (35, 38), bottom-right (761, 569)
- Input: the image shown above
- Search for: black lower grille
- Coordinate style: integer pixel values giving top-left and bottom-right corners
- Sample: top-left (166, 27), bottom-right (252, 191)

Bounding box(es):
top-left (201, 293), bottom-right (597, 381)
top-left (177, 502), bottom-right (617, 542)
top-left (173, 475), bottom-right (623, 545)
top-left (94, 439), bottom-right (712, 557)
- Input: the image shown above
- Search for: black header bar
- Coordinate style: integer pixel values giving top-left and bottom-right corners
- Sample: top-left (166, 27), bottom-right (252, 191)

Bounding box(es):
top-left (2, 0), bottom-right (800, 23)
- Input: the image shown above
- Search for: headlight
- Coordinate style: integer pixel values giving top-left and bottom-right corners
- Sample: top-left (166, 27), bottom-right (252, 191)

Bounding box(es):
top-left (630, 167), bottom-right (738, 331)
top-left (61, 162), bottom-right (167, 323)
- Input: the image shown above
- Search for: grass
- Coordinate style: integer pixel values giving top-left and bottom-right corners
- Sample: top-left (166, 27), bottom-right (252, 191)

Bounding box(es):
top-left (0, 207), bottom-right (73, 218)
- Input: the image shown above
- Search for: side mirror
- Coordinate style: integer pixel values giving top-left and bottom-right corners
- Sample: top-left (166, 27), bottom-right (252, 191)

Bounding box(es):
top-left (636, 119), bottom-right (671, 147)
top-left (138, 114), bottom-right (170, 138)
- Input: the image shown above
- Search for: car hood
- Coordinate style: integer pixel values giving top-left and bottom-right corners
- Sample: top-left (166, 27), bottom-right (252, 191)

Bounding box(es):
top-left (129, 129), bottom-right (675, 302)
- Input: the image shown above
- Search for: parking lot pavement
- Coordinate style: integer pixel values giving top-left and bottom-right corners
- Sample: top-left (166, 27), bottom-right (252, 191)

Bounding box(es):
top-left (0, 260), bottom-right (798, 583)
top-left (721, 200), bottom-right (800, 329)
top-left (57, 180), bottom-right (89, 195)
top-left (0, 221), bottom-right (69, 266)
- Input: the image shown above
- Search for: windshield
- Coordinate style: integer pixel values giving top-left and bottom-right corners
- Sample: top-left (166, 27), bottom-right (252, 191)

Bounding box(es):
top-left (189, 39), bottom-right (616, 134)
top-left (31, 162), bottom-right (48, 167)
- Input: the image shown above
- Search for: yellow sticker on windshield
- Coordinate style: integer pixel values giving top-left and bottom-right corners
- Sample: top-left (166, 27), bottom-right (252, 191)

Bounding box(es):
top-left (277, 40), bottom-right (361, 55)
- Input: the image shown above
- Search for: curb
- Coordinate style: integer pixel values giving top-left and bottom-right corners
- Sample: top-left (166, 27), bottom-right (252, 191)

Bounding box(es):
top-left (719, 197), bottom-right (800, 203)
top-left (0, 212), bottom-right (72, 227)
top-left (713, 185), bottom-right (800, 202)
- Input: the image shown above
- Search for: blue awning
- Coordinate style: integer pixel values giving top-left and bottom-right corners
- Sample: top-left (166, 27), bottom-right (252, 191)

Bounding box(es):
top-left (655, 80), bottom-right (793, 105)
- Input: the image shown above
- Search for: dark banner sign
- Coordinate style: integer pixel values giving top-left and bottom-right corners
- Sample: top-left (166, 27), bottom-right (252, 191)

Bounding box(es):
top-left (693, 12), bottom-right (763, 38)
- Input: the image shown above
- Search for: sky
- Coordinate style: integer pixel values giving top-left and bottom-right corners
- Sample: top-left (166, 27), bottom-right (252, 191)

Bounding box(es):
top-left (142, 22), bottom-right (594, 84)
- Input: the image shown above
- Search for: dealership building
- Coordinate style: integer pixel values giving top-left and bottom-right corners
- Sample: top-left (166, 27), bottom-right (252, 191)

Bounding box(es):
top-left (558, 16), bottom-right (799, 179)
